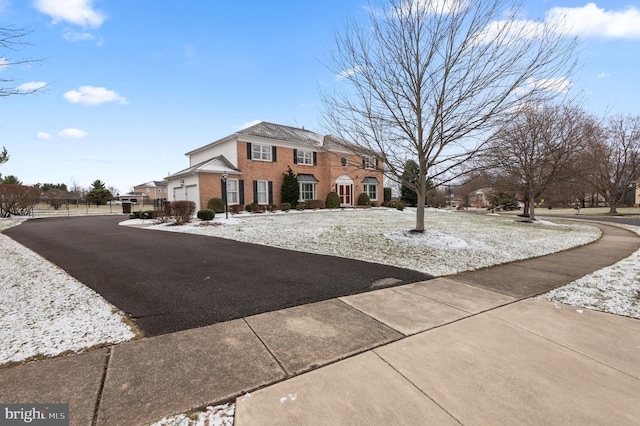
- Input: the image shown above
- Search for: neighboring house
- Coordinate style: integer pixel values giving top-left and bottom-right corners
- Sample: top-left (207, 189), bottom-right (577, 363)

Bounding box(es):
top-left (165, 122), bottom-right (384, 210)
top-left (119, 181), bottom-right (168, 206)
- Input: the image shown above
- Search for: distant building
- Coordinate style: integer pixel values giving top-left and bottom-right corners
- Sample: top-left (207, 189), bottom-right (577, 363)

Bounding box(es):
top-left (119, 180), bottom-right (167, 205)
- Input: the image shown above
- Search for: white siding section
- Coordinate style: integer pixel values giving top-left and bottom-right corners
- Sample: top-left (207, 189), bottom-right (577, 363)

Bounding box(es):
top-left (189, 138), bottom-right (238, 167)
top-left (167, 175), bottom-right (199, 203)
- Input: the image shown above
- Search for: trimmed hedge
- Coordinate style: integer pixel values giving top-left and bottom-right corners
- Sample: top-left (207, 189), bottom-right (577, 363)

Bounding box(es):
top-left (207, 197), bottom-right (225, 213)
top-left (357, 192), bottom-right (371, 206)
top-left (280, 202), bottom-right (291, 212)
top-left (197, 209), bottom-right (215, 220)
top-left (325, 191), bottom-right (340, 209)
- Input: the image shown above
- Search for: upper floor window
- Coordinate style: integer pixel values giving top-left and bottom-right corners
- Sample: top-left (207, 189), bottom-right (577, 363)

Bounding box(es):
top-left (295, 149), bottom-right (315, 166)
top-left (252, 144), bottom-right (272, 161)
top-left (363, 155), bottom-right (377, 170)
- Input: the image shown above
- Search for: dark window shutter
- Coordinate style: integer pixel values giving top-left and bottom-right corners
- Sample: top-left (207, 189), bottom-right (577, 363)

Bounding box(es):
top-left (375, 158), bottom-right (379, 168)
top-left (253, 180), bottom-right (258, 204)
top-left (272, 146), bottom-right (277, 162)
top-left (239, 180), bottom-right (245, 205)
top-left (362, 157), bottom-right (366, 168)
top-left (247, 143), bottom-right (252, 159)
top-left (268, 181), bottom-right (273, 204)
top-left (293, 149), bottom-right (298, 164)
top-left (313, 151), bottom-right (317, 166)
top-left (221, 179), bottom-right (227, 203)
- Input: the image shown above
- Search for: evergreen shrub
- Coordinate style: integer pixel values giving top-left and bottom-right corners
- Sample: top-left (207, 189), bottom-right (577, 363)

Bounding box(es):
top-left (197, 209), bottom-right (215, 220)
top-left (325, 191), bottom-right (340, 209)
top-left (207, 197), bottom-right (225, 213)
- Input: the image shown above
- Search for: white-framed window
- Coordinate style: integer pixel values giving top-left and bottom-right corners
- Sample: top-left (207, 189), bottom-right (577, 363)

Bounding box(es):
top-left (363, 183), bottom-right (378, 201)
top-left (252, 144), bottom-right (272, 161)
top-left (226, 179), bottom-right (239, 204)
top-left (256, 180), bottom-right (269, 204)
top-left (299, 182), bottom-right (317, 201)
top-left (296, 150), bottom-right (314, 165)
top-left (363, 156), bottom-right (377, 169)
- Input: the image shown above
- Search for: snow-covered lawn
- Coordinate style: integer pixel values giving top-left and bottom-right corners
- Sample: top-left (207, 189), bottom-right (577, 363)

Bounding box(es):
top-left (145, 208), bottom-right (601, 276)
top-left (539, 224), bottom-right (640, 318)
top-left (0, 219), bottom-right (137, 366)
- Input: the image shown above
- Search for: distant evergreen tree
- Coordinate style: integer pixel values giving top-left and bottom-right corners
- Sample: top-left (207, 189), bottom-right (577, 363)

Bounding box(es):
top-left (281, 166), bottom-right (299, 205)
top-left (86, 179), bottom-right (113, 206)
top-left (400, 160), bottom-right (419, 206)
top-left (2, 175), bottom-right (21, 185)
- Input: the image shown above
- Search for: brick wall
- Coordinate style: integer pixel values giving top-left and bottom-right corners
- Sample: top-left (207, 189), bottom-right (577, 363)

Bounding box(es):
top-left (195, 140), bottom-right (384, 209)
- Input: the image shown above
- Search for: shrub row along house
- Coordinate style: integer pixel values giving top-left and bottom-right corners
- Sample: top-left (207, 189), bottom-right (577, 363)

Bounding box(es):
top-left (165, 122), bottom-right (383, 210)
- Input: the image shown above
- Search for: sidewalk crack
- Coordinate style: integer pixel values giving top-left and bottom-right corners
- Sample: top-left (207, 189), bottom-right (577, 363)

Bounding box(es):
top-left (91, 347), bottom-right (112, 426)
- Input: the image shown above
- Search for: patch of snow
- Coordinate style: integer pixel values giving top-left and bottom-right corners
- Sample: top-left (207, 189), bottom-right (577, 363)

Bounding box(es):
top-left (149, 403), bottom-right (234, 426)
top-left (0, 219), bottom-right (136, 365)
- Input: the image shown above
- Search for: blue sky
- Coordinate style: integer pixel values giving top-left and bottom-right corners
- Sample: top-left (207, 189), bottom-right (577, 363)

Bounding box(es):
top-left (0, 0), bottom-right (639, 194)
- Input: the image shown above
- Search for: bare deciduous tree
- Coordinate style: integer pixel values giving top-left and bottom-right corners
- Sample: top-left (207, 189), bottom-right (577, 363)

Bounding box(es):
top-left (322, 0), bottom-right (578, 231)
top-left (583, 115), bottom-right (640, 214)
top-left (482, 104), bottom-right (590, 220)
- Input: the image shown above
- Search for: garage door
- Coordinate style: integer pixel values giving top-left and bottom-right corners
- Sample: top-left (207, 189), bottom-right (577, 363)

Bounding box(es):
top-left (173, 187), bottom-right (186, 201)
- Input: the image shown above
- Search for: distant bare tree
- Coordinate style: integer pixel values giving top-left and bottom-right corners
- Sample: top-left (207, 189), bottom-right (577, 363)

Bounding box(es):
top-left (482, 104), bottom-right (590, 220)
top-left (583, 115), bottom-right (640, 214)
top-left (322, 0), bottom-right (578, 231)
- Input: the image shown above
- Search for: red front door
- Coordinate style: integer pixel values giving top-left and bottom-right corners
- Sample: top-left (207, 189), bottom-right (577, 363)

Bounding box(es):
top-left (338, 184), bottom-right (352, 206)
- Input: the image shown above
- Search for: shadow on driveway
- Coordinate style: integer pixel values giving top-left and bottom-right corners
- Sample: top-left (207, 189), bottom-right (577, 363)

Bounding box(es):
top-left (3, 216), bottom-right (432, 337)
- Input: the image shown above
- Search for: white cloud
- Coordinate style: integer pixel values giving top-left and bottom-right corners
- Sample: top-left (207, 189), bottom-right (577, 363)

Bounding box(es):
top-left (59, 128), bottom-right (88, 138)
top-left (476, 3), bottom-right (640, 45)
top-left (547, 3), bottom-right (640, 39)
top-left (526, 77), bottom-right (573, 94)
top-left (16, 81), bottom-right (47, 92)
top-left (62, 28), bottom-right (95, 42)
top-left (36, 131), bottom-right (52, 140)
top-left (597, 72), bottom-right (611, 79)
top-left (63, 86), bottom-right (128, 106)
top-left (335, 66), bottom-right (363, 81)
top-left (34, 0), bottom-right (106, 28)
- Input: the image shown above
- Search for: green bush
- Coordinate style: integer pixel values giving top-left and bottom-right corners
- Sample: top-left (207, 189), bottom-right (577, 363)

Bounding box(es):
top-left (245, 204), bottom-right (252, 212)
top-left (296, 202), bottom-right (306, 211)
top-left (128, 210), bottom-right (154, 220)
top-left (197, 209), bottom-right (215, 220)
top-left (207, 197), bottom-right (225, 213)
top-left (280, 202), bottom-right (291, 212)
top-left (325, 191), bottom-right (340, 209)
top-left (357, 192), bottom-right (371, 206)
top-left (396, 203), bottom-right (405, 211)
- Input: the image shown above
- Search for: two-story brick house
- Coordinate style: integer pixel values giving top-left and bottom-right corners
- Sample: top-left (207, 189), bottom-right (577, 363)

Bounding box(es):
top-left (165, 122), bottom-right (383, 210)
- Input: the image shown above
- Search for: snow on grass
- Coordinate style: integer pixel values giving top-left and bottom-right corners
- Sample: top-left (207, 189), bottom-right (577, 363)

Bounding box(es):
top-left (149, 403), bottom-right (234, 426)
top-left (146, 208), bottom-right (601, 277)
top-left (539, 224), bottom-right (640, 319)
top-left (0, 219), bottom-right (137, 365)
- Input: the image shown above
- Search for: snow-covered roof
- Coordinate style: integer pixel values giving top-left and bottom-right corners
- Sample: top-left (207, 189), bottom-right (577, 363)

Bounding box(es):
top-left (167, 155), bottom-right (241, 179)
top-left (237, 121), bottom-right (324, 146)
top-left (134, 180), bottom-right (167, 188)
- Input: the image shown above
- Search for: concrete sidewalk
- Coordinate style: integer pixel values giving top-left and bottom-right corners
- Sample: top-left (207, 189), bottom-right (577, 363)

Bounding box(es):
top-left (1, 222), bottom-right (639, 425)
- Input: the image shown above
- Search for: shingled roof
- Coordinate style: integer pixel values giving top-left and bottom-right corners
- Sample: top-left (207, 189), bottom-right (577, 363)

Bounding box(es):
top-left (237, 121), bottom-right (324, 146)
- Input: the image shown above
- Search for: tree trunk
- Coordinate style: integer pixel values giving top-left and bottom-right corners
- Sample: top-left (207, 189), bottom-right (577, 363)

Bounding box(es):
top-left (415, 189), bottom-right (426, 232)
top-left (528, 192), bottom-right (536, 220)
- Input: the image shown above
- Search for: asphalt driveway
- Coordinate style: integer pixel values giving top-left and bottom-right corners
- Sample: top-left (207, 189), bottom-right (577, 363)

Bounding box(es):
top-left (3, 216), bottom-right (432, 336)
